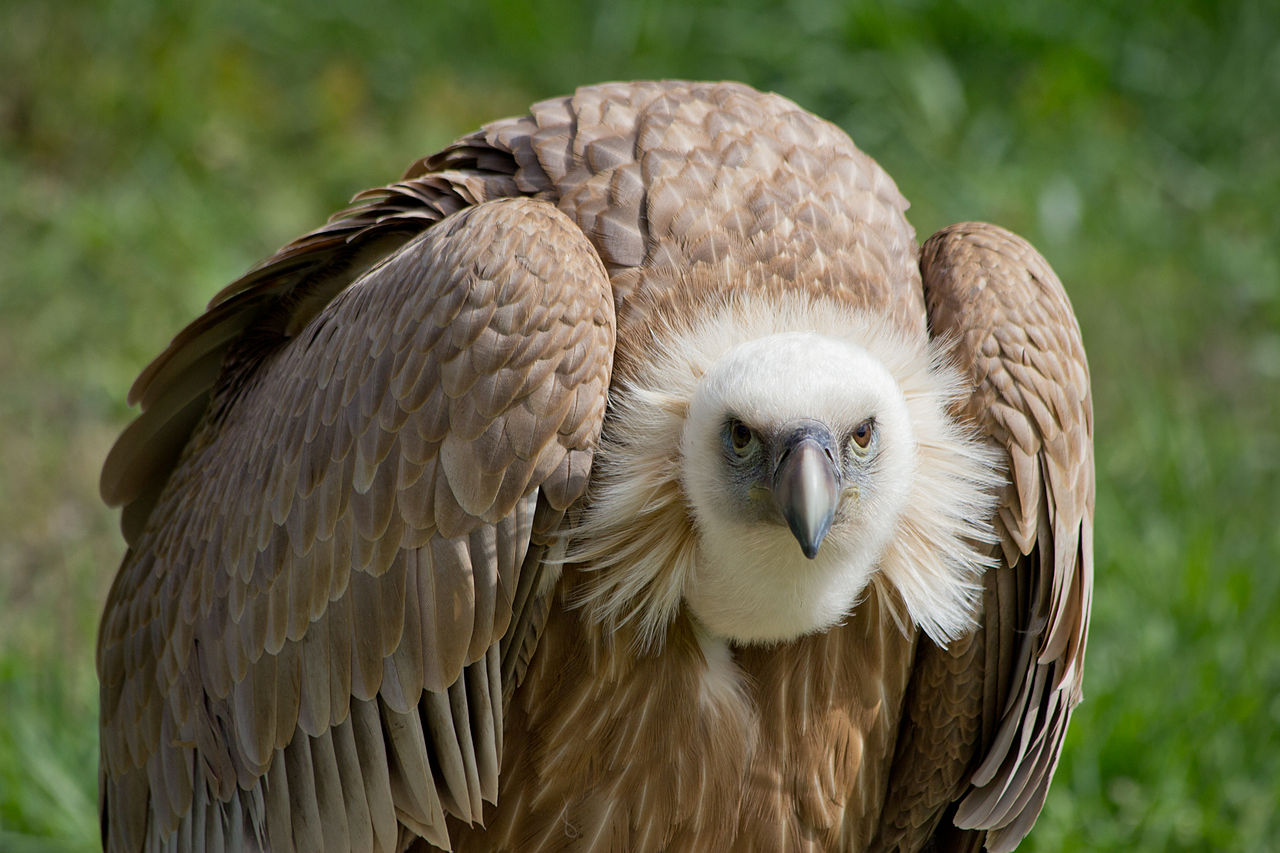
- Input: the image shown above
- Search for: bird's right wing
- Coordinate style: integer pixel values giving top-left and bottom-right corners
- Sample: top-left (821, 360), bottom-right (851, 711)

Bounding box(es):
top-left (97, 196), bottom-right (615, 852)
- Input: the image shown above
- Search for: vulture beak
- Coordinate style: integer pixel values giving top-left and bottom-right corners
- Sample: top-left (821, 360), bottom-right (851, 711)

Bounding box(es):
top-left (771, 425), bottom-right (841, 559)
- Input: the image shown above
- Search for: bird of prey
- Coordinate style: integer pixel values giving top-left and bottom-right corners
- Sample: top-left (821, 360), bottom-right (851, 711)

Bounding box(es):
top-left (98, 80), bottom-right (1093, 853)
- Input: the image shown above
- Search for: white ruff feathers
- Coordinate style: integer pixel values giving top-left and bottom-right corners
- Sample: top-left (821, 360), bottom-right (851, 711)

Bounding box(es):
top-left (568, 293), bottom-right (1002, 650)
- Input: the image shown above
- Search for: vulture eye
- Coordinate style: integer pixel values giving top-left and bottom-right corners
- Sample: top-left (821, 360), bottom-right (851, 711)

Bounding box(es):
top-left (850, 419), bottom-right (874, 451)
top-left (727, 419), bottom-right (757, 457)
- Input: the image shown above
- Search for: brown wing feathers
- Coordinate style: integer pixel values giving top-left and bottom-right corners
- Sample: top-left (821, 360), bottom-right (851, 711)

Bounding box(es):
top-left (915, 222), bottom-right (1093, 851)
top-left (869, 223), bottom-right (1091, 853)
top-left (97, 198), bottom-right (615, 851)
top-left (101, 154), bottom-right (526, 548)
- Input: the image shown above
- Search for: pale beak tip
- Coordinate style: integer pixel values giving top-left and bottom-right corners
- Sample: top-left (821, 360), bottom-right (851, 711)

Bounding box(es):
top-left (773, 434), bottom-right (840, 560)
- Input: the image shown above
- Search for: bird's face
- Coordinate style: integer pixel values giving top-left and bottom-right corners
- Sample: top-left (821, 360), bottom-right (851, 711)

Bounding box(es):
top-left (680, 332), bottom-right (916, 644)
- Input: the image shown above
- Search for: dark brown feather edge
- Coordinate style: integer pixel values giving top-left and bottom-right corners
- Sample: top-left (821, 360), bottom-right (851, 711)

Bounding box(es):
top-left (100, 159), bottom-right (521, 546)
top-left (917, 222), bottom-right (1094, 852)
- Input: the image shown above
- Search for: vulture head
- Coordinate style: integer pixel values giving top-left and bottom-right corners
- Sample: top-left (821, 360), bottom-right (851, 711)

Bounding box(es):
top-left (573, 296), bottom-right (1003, 650)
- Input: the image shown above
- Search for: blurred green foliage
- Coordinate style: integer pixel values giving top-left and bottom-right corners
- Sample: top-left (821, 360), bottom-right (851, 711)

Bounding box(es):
top-left (2, 0), bottom-right (1277, 850)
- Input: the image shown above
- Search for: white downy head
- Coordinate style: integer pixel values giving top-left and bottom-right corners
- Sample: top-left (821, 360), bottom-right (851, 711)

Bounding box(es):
top-left (570, 294), bottom-right (1002, 649)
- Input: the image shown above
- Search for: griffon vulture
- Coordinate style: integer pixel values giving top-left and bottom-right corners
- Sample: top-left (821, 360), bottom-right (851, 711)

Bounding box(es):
top-left (98, 80), bottom-right (1093, 853)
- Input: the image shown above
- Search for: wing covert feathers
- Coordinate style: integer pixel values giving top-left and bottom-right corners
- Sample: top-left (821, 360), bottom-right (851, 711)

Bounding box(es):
top-left (97, 197), bottom-right (615, 852)
top-left (430, 80), bottom-right (926, 340)
top-left (905, 221), bottom-right (1093, 852)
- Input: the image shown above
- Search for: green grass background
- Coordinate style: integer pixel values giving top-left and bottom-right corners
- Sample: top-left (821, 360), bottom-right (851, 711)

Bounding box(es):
top-left (2, 0), bottom-right (1277, 850)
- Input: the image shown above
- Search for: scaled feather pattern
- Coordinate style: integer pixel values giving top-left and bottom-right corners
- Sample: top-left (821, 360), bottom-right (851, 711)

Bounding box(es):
top-left (99, 80), bottom-right (1094, 853)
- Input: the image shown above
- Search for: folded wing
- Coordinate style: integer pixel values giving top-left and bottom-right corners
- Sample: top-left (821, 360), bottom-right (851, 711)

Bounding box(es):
top-left (97, 197), bottom-right (615, 852)
top-left (873, 222), bottom-right (1093, 852)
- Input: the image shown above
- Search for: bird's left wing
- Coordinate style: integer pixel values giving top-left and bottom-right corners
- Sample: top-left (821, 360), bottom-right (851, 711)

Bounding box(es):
top-left (872, 222), bottom-right (1093, 852)
top-left (97, 196), bottom-right (615, 852)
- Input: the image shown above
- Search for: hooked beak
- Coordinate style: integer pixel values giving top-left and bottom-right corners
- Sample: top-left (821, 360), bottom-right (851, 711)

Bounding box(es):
top-left (771, 427), bottom-right (841, 559)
